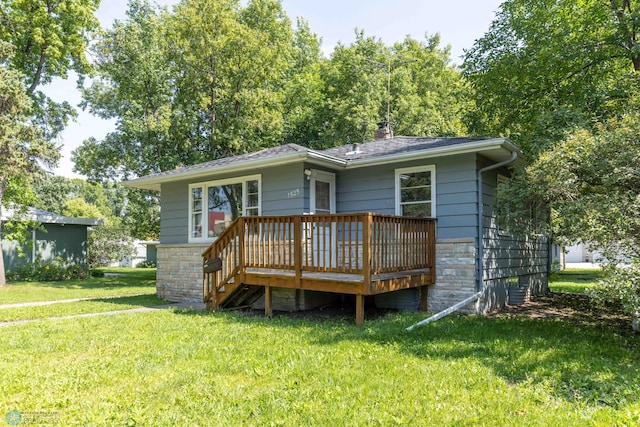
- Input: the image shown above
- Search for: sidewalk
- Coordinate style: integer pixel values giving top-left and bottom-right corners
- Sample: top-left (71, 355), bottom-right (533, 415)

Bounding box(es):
top-left (0, 297), bottom-right (205, 328)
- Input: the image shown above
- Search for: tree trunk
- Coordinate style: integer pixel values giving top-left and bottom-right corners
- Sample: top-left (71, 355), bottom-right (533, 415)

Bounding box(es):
top-left (0, 178), bottom-right (6, 287)
top-left (0, 224), bottom-right (5, 287)
top-left (0, 176), bottom-right (7, 286)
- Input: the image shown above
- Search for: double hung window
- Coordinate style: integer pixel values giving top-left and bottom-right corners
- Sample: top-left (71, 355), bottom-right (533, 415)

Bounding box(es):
top-left (395, 165), bottom-right (436, 217)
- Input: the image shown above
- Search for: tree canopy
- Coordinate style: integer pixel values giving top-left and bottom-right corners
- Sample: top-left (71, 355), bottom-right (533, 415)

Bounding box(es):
top-left (463, 0), bottom-right (640, 157)
top-left (73, 0), bottom-right (468, 183)
top-left (0, 0), bottom-right (100, 285)
top-left (0, 41), bottom-right (60, 286)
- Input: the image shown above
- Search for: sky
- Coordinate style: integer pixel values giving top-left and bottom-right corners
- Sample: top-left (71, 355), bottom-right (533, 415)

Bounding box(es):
top-left (45, 0), bottom-right (504, 179)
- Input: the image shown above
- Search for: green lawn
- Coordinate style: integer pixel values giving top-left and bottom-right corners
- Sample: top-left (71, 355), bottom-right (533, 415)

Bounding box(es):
top-left (0, 309), bottom-right (638, 425)
top-left (0, 268), bottom-right (156, 304)
top-left (550, 268), bottom-right (602, 293)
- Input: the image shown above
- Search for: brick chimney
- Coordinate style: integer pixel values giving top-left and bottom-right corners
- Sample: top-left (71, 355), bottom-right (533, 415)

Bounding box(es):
top-left (374, 120), bottom-right (393, 140)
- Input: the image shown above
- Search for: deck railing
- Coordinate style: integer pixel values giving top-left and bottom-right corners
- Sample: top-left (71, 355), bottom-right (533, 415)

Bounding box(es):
top-left (202, 213), bottom-right (436, 303)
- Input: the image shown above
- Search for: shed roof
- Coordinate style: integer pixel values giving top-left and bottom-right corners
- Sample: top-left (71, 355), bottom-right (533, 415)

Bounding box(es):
top-left (124, 136), bottom-right (523, 191)
top-left (1, 207), bottom-right (103, 226)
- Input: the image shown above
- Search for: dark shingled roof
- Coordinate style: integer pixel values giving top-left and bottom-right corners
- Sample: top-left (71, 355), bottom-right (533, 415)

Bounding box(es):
top-left (124, 136), bottom-right (518, 191)
top-left (319, 136), bottom-right (494, 160)
top-left (142, 143), bottom-right (311, 180)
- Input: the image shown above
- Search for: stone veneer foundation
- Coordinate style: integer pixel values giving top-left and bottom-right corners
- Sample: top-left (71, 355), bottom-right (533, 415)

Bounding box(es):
top-left (156, 244), bottom-right (209, 303)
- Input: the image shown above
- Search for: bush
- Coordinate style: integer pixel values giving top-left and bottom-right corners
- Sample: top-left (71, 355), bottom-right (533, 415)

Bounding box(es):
top-left (588, 262), bottom-right (640, 324)
top-left (136, 260), bottom-right (156, 268)
top-left (6, 258), bottom-right (90, 281)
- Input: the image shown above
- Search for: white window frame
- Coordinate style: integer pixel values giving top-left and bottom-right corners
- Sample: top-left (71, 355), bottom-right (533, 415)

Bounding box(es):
top-left (395, 165), bottom-right (436, 217)
top-left (188, 174), bottom-right (261, 243)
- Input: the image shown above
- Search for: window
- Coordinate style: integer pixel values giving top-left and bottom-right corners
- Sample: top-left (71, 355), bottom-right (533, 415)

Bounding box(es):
top-left (189, 175), bottom-right (261, 242)
top-left (395, 165), bottom-right (436, 217)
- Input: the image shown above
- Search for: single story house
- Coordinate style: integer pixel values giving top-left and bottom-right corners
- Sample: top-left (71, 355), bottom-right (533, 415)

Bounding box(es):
top-left (1, 207), bottom-right (102, 272)
top-left (125, 125), bottom-right (550, 324)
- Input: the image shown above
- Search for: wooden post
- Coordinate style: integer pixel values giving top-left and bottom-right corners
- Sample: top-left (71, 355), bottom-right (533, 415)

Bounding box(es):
top-left (294, 216), bottom-right (302, 288)
top-left (238, 218), bottom-right (246, 283)
top-left (265, 286), bottom-right (273, 317)
top-left (362, 213), bottom-right (372, 285)
top-left (355, 294), bottom-right (364, 326)
top-left (419, 286), bottom-right (428, 311)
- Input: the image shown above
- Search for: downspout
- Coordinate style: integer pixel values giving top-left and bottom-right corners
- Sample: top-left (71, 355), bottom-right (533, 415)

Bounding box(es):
top-left (476, 151), bottom-right (518, 295)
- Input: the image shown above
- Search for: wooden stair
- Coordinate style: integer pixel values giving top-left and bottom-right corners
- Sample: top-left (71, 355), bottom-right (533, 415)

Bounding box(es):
top-left (218, 284), bottom-right (264, 309)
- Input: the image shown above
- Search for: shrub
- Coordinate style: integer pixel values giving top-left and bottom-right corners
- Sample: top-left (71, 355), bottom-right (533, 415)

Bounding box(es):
top-left (588, 262), bottom-right (640, 328)
top-left (6, 258), bottom-right (90, 281)
top-left (136, 260), bottom-right (156, 268)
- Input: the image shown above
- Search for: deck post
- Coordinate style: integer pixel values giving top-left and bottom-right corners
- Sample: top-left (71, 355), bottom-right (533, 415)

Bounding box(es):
top-left (355, 294), bottom-right (364, 326)
top-left (265, 286), bottom-right (273, 317)
top-left (293, 216), bottom-right (302, 287)
top-left (238, 218), bottom-right (246, 283)
top-left (362, 213), bottom-right (372, 286)
top-left (428, 220), bottom-right (436, 284)
top-left (419, 286), bottom-right (428, 311)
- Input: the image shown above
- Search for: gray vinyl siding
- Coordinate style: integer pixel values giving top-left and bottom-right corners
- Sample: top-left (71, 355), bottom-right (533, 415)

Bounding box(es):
top-left (336, 166), bottom-right (395, 214)
top-left (159, 164), bottom-right (305, 244)
top-left (335, 153), bottom-right (479, 240)
top-left (478, 157), bottom-right (549, 287)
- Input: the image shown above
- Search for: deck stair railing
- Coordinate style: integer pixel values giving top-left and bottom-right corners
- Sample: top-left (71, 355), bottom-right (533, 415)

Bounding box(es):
top-left (202, 213), bottom-right (436, 308)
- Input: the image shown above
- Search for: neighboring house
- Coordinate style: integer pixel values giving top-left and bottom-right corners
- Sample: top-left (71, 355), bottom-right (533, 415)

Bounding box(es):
top-left (125, 126), bottom-right (550, 323)
top-left (1, 207), bottom-right (102, 272)
top-left (115, 240), bottom-right (158, 267)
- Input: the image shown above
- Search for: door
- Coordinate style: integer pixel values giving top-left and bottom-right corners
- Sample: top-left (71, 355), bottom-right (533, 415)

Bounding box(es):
top-left (309, 171), bottom-right (336, 268)
top-left (310, 170), bottom-right (335, 215)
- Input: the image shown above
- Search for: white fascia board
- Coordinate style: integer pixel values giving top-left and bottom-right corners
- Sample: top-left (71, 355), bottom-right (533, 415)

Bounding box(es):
top-left (344, 138), bottom-right (522, 169)
top-left (123, 150), bottom-right (320, 191)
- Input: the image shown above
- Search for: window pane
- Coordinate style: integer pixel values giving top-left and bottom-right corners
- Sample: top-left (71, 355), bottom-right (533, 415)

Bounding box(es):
top-left (401, 203), bottom-right (432, 218)
top-left (247, 193), bottom-right (259, 208)
top-left (207, 183), bottom-right (243, 237)
top-left (247, 180), bottom-right (259, 194)
top-left (315, 181), bottom-right (330, 212)
top-left (400, 171), bottom-right (431, 189)
top-left (401, 186), bottom-right (432, 202)
top-left (192, 187), bottom-right (203, 212)
top-left (192, 213), bottom-right (203, 238)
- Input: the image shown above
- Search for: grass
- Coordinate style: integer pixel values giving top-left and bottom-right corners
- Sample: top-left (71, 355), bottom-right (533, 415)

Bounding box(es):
top-left (550, 268), bottom-right (602, 294)
top-left (0, 268), bottom-right (156, 304)
top-left (0, 294), bottom-right (165, 323)
top-left (0, 309), bottom-right (638, 425)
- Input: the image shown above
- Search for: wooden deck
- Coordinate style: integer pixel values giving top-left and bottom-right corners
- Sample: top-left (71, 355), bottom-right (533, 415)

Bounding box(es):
top-left (202, 213), bottom-right (436, 325)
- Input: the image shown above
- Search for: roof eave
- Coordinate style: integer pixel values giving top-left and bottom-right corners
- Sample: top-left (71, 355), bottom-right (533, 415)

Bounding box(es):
top-left (344, 138), bottom-right (523, 168)
top-left (123, 150), bottom-right (317, 191)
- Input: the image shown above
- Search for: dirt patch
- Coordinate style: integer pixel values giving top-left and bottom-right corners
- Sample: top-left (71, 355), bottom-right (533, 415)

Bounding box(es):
top-left (486, 291), bottom-right (637, 337)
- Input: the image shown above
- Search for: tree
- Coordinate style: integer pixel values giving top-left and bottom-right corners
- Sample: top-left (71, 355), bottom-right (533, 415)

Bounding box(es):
top-left (514, 113), bottom-right (640, 321)
top-left (463, 0), bottom-right (640, 157)
top-left (75, 0), bottom-right (296, 182)
top-left (0, 41), bottom-right (59, 286)
top-left (0, 0), bottom-right (101, 140)
top-left (316, 31), bottom-right (469, 148)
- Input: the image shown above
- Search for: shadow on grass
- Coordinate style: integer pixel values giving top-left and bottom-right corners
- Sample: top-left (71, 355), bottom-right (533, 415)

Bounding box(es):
top-left (7, 271), bottom-right (156, 291)
top-left (173, 305), bottom-right (640, 409)
top-left (91, 294), bottom-right (166, 307)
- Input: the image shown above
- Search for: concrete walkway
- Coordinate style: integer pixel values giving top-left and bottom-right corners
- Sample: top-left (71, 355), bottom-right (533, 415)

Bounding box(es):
top-left (0, 293), bottom-right (151, 310)
top-left (0, 297), bottom-right (206, 328)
